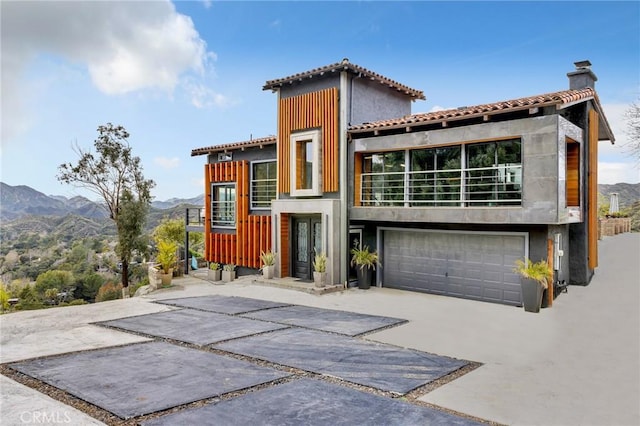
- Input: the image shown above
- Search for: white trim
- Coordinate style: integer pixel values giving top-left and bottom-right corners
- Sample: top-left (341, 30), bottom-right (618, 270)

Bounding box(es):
top-left (290, 129), bottom-right (322, 197)
top-left (210, 182), bottom-right (236, 228)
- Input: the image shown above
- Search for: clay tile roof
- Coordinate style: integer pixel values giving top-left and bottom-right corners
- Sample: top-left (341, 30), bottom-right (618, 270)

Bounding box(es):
top-left (263, 58), bottom-right (425, 100)
top-left (191, 135), bottom-right (276, 157)
top-left (349, 87), bottom-right (615, 142)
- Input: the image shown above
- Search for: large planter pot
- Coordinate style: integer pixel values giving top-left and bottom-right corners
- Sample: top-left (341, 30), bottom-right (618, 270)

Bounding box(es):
top-left (520, 277), bottom-right (544, 313)
top-left (262, 265), bottom-right (275, 280)
top-left (160, 268), bottom-right (173, 287)
top-left (313, 271), bottom-right (326, 288)
top-left (208, 269), bottom-right (221, 282)
top-left (356, 267), bottom-right (372, 290)
top-left (222, 270), bottom-right (236, 283)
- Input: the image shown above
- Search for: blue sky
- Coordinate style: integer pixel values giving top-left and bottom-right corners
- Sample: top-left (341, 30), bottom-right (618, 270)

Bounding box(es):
top-left (2, 1), bottom-right (639, 201)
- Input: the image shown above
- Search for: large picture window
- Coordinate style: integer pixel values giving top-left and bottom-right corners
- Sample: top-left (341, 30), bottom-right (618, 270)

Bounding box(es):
top-left (465, 139), bottom-right (521, 206)
top-left (251, 161), bottom-right (276, 209)
top-left (362, 151), bottom-right (405, 206)
top-left (211, 184), bottom-right (235, 227)
top-left (360, 139), bottom-right (521, 207)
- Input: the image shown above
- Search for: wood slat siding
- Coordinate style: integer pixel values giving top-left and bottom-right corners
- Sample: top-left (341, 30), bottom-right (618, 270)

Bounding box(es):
top-left (566, 141), bottom-right (580, 207)
top-left (278, 87), bottom-right (339, 194)
top-left (280, 213), bottom-right (290, 277)
top-left (354, 153), bottom-right (363, 207)
top-left (204, 161), bottom-right (271, 269)
top-left (588, 109), bottom-right (599, 270)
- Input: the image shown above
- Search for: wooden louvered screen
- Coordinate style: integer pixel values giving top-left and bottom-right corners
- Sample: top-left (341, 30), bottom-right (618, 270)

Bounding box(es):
top-left (204, 161), bottom-right (271, 268)
top-left (278, 87), bottom-right (339, 194)
top-left (587, 109), bottom-right (598, 270)
top-left (566, 140), bottom-right (580, 207)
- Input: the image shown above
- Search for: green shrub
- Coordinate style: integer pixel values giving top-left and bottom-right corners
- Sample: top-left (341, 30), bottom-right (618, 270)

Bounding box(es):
top-left (128, 278), bottom-right (148, 297)
top-left (15, 285), bottom-right (44, 310)
top-left (35, 270), bottom-right (74, 295)
top-left (68, 299), bottom-right (88, 306)
top-left (95, 282), bottom-right (123, 302)
top-left (0, 284), bottom-right (9, 311)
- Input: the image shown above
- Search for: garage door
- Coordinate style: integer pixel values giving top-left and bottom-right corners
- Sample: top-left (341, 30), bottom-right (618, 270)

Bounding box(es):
top-left (382, 230), bottom-right (526, 306)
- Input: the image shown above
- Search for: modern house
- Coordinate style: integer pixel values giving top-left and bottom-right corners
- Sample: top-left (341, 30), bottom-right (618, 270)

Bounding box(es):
top-left (191, 59), bottom-right (614, 307)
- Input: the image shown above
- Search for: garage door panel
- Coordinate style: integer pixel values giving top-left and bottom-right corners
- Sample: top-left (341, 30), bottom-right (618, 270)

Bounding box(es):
top-left (383, 230), bottom-right (525, 306)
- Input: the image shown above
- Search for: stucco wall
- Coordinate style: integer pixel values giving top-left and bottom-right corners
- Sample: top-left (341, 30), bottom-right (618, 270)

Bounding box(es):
top-left (207, 145), bottom-right (276, 164)
top-left (350, 115), bottom-right (583, 225)
top-left (279, 77), bottom-right (339, 99)
top-left (349, 77), bottom-right (412, 126)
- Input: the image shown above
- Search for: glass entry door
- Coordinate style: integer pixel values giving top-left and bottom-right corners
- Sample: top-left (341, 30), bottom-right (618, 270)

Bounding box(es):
top-left (292, 215), bottom-right (322, 280)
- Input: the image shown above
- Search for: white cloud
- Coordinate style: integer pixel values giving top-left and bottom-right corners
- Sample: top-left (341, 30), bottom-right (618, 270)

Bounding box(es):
top-left (155, 156), bottom-right (181, 169)
top-left (598, 162), bottom-right (640, 184)
top-left (1, 0), bottom-right (217, 143)
top-left (184, 79), bottom-right (235, 109)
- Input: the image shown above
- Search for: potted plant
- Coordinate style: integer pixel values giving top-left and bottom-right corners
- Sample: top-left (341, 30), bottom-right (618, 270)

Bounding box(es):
top-left (260, 250), bottom-right (277, 279)
top-left (313, 252), bottom-right (327, 288)
top-left (208, 262), bottom-right (221, 282)
top-left (156, 239), bottom-right (177, 287)
top-left (350, 242), bottom-right (379, 290)
top-left (513, 259), bottom-right (552, 313)
top-left (222, 264), bottom-right (236, 283)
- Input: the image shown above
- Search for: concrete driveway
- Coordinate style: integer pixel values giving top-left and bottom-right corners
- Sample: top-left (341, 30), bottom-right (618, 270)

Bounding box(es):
top-left (1, 233), bottom-right (638, 425)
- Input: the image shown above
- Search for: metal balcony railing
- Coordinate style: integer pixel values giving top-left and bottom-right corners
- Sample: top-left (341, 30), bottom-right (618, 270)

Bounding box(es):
top-left (360, 165), bottom-right (521, 207)
top-left (251, 178), bottom-right (277, 209)
top-left (185, 207), bottom-right (205, 226)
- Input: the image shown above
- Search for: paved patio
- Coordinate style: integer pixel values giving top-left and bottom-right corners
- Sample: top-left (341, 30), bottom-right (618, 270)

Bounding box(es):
top-left (1, 233), bottom-right (638, 425)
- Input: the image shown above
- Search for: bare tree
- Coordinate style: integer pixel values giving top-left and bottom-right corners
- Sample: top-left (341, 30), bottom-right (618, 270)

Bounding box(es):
top-left (57, 124), bottom-right (155, 294)
top-left (624, 100), bottom-right (640, 163)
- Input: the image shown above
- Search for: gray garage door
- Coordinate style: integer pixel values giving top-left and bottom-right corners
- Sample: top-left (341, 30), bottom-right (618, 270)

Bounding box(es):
top-left (382, 230), bottom-right (526, 306)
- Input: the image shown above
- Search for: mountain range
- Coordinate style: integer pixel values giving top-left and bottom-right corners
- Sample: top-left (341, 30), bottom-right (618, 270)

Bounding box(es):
top-left (1, 182), bottom-right (638, 236)
top-left (0, 182), bottom-right (204, 222)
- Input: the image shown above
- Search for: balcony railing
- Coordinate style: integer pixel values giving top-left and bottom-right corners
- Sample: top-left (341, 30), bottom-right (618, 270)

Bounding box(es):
top-left (360, 165), bottom-right (522, 207)
top-left (251, 178), bottom-right (277, 209)
top-left (185, 207), bottom-right (205, 226)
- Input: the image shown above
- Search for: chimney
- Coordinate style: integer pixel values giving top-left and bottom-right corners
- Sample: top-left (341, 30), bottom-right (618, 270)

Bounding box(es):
top-left (567, 60), bottom-right (597, 90)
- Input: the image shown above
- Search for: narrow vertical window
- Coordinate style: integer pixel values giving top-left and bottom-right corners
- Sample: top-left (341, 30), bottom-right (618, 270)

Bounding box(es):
top-left (290, 129), bottom-right (322, 196)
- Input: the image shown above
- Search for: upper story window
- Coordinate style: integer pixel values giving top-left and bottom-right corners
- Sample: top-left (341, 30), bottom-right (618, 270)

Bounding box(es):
top-left (290, 129), bottom-right (322, 197)
top-left (360, 139), bottom-right (522, 207)
top-left (410, 146), bottom-right (461, 206)
top-left (362, 151), bottom-right (405, 206)
top-left (251, 160), bottom-right (277, 209)
top-left (465, 139), bottom-right (521, 206)
top-left (211, 183), bottom-right (235, 227)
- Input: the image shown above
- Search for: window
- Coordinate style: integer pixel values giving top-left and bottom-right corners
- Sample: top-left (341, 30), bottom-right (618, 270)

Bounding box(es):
top-left (359, 139), bottom-right (521, 207)
top-left (211, 184), bottom-right (235, 227)
top-left (465, 139), bottom-right (521, 206)
top-left (290, 129), bottom-right (321, 196)
top-left (251, 161), bottom-right (276, 209)
top-left (410, 146), bottom-right (461, 206)
top-left (362, 151), bottom-right (405, 206)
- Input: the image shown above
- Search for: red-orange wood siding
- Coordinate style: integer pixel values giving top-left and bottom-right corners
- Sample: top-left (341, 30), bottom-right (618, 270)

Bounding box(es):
top-left (280, 213), bottom-right (290, 277)
top-left (588, 110), bottom-right (598, 269)
top-left (566, 140), bottom-right (580, 207)
top-left (278, 87), bottom-right (339, 194)
top-left (204, 161), bottom-right (271, 268)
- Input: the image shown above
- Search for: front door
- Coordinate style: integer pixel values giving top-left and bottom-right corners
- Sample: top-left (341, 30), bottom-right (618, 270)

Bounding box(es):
top-left (292, 215), bottom-right (322, 280)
